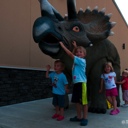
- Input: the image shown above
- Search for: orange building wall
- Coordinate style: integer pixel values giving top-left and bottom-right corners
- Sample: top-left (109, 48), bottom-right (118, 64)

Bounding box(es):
top-left (0, 0), bottom-right (128, 72)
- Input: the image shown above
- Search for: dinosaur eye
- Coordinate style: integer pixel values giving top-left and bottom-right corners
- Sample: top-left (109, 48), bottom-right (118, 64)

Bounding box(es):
top-left (72, 26), bottom-right (80, 32)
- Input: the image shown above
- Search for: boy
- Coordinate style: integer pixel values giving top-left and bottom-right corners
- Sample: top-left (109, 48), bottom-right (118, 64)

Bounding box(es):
top-left (46, 60), bottom-right (69, 121)
top-left (59, 41), bottom-right (88, 126)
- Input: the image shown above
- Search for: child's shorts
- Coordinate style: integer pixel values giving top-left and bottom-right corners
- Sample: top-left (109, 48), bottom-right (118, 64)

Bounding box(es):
top-left (122, 90), bottom-right (128, 102)
top-left (71, 82), bottom-right (88, 105)
top-left (52, 94), bottom-right (65, 107)
top-left (106, 87), bottom-right (118, 96)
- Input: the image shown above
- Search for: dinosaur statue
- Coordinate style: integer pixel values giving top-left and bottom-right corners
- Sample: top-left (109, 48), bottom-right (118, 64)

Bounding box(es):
top-left (33, 0), bottom-right (120, 113)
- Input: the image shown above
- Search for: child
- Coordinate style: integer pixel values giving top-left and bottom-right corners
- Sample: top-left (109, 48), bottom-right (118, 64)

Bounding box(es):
top-left (116, 69), bottom-right (128, 107)
top-left (59, 41), bottom-right (88, 126)
top-left (46, 60), bottom-right (69, 121)
top-left (99, 62), bottom-right (120, 115)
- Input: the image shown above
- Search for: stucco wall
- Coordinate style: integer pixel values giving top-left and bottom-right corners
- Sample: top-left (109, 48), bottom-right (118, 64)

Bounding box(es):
top-left (0, 0), bottom-right (128, 106)
top-left (0, 0), bottom-right (128, 71)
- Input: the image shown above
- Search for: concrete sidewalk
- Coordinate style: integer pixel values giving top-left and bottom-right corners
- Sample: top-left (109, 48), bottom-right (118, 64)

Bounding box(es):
top-left (0, 94), bottom-right (128, 128)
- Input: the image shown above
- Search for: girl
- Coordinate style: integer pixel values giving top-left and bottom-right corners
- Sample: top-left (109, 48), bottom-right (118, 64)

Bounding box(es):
top-left (99, 62), bottom-right (120, 115)
top-left (116, 69), bottom-right (128, 107)
top-left (59, 41), bottom-right (88, 126)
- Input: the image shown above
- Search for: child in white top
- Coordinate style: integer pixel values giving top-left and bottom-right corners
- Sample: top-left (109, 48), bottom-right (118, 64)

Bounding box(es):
top-left (99, 62), bottom-right (120, 115)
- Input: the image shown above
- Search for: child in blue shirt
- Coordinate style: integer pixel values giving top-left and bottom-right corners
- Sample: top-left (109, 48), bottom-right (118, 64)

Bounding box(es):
top-left (59, 41), bottom-right (88, 126)
top-left (46, 60), bottom-right (69, 121)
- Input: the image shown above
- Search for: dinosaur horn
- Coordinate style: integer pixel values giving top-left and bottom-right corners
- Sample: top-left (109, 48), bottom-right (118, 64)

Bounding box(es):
top-left (51, 5), bottom-right (64, 21)
top-left (39, 0), bottom-right (56, 19)
top-left (67, 0), bottom-right (77, 20)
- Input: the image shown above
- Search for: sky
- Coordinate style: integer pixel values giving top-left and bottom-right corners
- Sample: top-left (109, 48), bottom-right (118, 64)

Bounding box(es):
top-left (113, 0), bottom-right (128, 26)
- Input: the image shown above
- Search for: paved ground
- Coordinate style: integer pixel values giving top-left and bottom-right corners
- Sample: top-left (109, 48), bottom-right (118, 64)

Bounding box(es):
top-left (0, 94), bottom-right (128, 128)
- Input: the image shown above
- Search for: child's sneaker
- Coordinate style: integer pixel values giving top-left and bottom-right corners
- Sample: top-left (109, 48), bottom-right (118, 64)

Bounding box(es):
top-left (52, 113), bottom-right (59, 119)
top-left (70, 116), bottom-right (82, 122)
top-left (57, 115), bottom-right (64, 121)
top-left (110, 109), bottom-right (118, 115)
top-left (80, 118), bottom-right (88, 126)
top-left (121, 104), bottom-right (128, 107)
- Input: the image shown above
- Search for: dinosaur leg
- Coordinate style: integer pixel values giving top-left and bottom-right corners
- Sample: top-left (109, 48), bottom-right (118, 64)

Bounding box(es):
top-left (87, 60), bottom-right (107, 114)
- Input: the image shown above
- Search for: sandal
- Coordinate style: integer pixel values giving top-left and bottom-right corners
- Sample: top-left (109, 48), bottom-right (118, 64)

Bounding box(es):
top-left (116, 108), bottom-right (120, 113)
top-left (110, 110), bottom-right (118, 115)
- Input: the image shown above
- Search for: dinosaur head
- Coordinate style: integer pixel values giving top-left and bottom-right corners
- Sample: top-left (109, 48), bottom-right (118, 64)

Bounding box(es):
top-left (33, 16), bottom-right (62, 56)
top-left (33, 0), bottom-right (116, 58)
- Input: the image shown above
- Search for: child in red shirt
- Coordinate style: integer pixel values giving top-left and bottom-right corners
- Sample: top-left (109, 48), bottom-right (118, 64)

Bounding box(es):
top-left (116, 69), bottom-right (128, 107)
